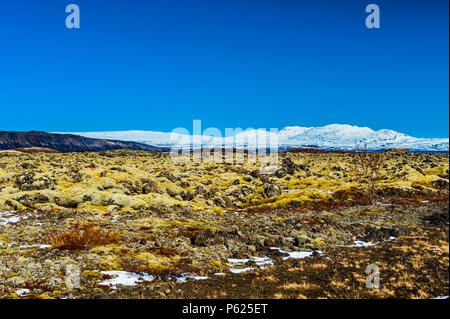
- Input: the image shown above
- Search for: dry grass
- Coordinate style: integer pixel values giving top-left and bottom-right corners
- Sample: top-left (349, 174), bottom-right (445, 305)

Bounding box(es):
top-left (46, 222), bottom-right (120, 250)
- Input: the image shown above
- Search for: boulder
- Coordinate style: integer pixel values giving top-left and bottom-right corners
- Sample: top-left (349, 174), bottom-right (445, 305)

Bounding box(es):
top-left (16, 193), bottom-right (49, 207)
top-left (263, 183), bottom-right (281, 198)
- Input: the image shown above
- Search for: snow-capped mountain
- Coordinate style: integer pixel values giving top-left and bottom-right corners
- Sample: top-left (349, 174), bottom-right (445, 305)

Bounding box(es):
top-left (284, 124), bottom-right (448, 151)
top-left (58, 124), bottom-right (449, 152)
top-left (277, 126), bottom-right (311, 139)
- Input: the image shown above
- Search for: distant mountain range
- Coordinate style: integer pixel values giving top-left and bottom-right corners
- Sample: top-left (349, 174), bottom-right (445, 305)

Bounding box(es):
top-left (0, 131), bottom-right (168, 152)
top-left (1, 125), bottom-right (447, 153)
top-left (60, 124), bottom-right (449, 152)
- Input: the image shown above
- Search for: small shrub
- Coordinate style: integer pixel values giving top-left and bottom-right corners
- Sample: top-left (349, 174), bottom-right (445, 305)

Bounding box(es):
top-left (46, 222), bottom-right (119, 250)
top-left (351, 144), bottom-right (385, 204)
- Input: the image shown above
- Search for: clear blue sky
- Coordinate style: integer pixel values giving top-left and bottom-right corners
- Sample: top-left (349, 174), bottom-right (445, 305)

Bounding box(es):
top-left (0, 0), bottom-right (448, 138)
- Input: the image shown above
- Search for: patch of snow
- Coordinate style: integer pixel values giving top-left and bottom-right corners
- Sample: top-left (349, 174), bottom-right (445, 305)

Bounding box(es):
top-left (228, 256), bottom-right (274, 267)
top-left (228, 248), bottom-right (321, 274)
top-left (19, 244), bottom-right (52, 249)
top-left (270, 247), bottom-right (322, 260)
top-left (99, 271), bottom-right (155, 289)
top-left (228, 258), bottom-right (250, 264)
top-left (230, 267), bottom-right (255, 274)
top-left (176, 275), bottom-right (208, 283)
top-left (110, 215), bottom-right (121, 223)
top-left (0, 211), bottom-right (23, 225)
top-left (351, 240), bottom-right (378, 247)
top-left (377, 202), bottom-right (392, 206)
top-left (252, 257), bottom-right (274, 265)
top-left (15, 288), bottom-right (30, 297)
top-left (347, 236), bottom-right (396, 248)
top-left (283, 251), bottom-right (316, 260)
top-left (433, 296), bottom-right (449, 299)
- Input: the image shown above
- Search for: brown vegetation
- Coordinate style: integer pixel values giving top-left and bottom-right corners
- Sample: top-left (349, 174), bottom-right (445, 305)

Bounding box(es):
top-left (351, 145), bottom-right (386, 204)
top-left (46, 223), bottom-right (120, 250)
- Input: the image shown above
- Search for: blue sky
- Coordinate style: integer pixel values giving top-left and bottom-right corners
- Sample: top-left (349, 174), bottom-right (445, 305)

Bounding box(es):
top-left (0, 0), bottom-right (448, 138)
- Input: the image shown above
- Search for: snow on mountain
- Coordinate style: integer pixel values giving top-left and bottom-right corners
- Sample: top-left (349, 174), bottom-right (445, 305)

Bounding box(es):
top-left (287, 125), bottom-right (403, 148)
top-left (277, 126), bottom-right (310, 140)
top-left (286, 124), bottom-right (448, 151)
top-left (223, 129), bottom-right (280, 148)
top-left (59, 124), bottom-right (449, 152)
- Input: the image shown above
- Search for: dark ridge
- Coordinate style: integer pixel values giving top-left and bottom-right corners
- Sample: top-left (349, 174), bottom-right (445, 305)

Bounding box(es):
top-left (0, 131), bottom-right (169, 152)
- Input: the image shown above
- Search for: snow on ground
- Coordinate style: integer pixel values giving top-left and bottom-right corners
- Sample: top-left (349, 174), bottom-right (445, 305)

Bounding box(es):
top-left (99, 271), bottom-right (210, 287)
top-left (18, 244), bottom-right (52, 249)
top-left (230, 267), bottom-right (256, 274)
top-left (228, 256), bottom-right (274, 266)
top-left (96, 239), bottom-right (399, 288)
top-left (347, 236), bottom-right (396, 248)
top-left (0, 211), bottom-right (26, 225)
top-left (96, 248), bottom-right (323, 289)
top-left (175, 274), bottom-right (208, 283)
top-left (228, 248), bottom-right (322, 273)
top-left (14, 289), bottom-right (30, 297)
top-left (99, 271), bottom-right (155, 289)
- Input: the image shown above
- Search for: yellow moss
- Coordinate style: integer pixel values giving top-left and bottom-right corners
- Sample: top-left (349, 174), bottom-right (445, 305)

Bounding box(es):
top-left (134, 251), bottom-right (180, 271)
top-left (332, 182), bottom-right (360, 193)
top-left (83, 270), bottom-right (102, 279)
top-left (36, 294), bottom-right (55, 299)
top-left (210, 259), bottom-right (226, 269)
top-left (405, 171), bottom-right (426, 183)
top-left (90, 246), bottom-right (115, 254)
top-left (423, 166), bottom-right (449, 177)
top-left (0, 234), bottom-right (11, 243)
top-left (314, 238), bottom-right (326, 245)
top-left (98, 254), bottom-right (123, 271)
top-left (76, 204), bottom-right (109, 212)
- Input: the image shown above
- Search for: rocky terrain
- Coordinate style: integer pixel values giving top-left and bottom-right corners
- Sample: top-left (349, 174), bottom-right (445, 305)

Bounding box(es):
top-left (0, 149), bottom-right (448, 299)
